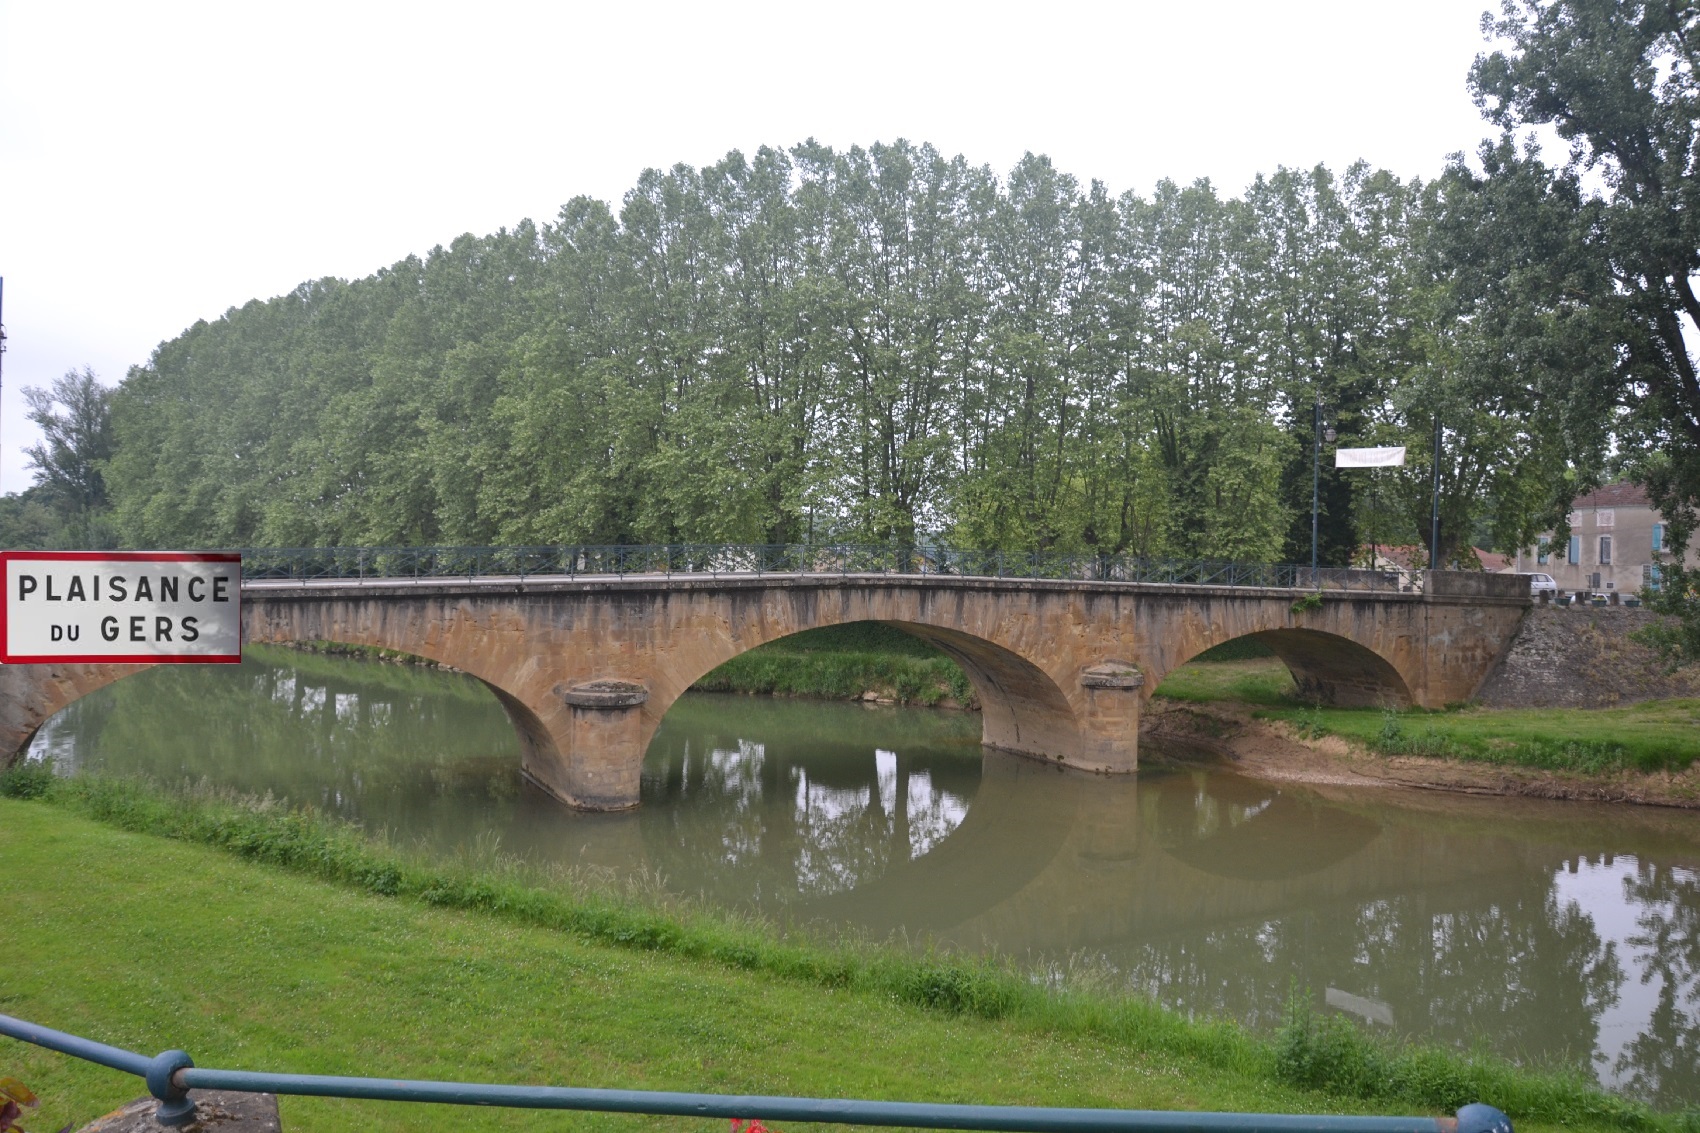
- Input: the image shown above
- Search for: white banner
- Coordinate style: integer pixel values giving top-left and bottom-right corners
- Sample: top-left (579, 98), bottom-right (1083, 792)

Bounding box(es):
top-left (1335, 446), bottom-right (1407, 468)
top-left (2, 552), bottom-right (241, 663)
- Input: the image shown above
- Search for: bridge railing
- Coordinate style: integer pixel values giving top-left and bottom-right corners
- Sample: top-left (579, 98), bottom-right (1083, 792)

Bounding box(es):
top-left (233, 544), bottom-right (1424, 592)
top-left (0, 1011), bottom-right (1509, 1133)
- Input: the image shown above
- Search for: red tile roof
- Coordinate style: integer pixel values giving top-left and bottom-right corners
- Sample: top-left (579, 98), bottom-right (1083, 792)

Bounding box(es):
top-left (1572, 482), bottom-right (1651, 509)
top-left (1361, 545), bottom-right (1510, 571)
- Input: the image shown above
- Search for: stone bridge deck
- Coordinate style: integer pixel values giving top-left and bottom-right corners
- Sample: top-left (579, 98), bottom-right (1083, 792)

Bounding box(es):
top-left (1, 570), bottom-right (1528, 810)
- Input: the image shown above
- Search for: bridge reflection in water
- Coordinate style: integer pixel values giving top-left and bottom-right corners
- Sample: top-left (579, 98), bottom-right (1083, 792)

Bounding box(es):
top-left (26, 648), bottom-right (1700, 1109)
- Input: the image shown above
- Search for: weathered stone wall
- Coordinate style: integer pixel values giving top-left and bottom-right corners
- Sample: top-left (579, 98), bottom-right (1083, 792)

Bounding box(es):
top-left (1476, 605), bottom-right (1700, 708)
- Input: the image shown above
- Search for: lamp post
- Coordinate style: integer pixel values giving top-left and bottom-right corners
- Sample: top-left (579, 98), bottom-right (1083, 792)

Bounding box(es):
top-left (1310, 396), bottom-right (1336, 574)
top-left (1429, 413), bottom-right (1442, 571)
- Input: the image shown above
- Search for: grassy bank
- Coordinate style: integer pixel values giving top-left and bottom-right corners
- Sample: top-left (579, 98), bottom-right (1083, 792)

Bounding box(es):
top-left (1264, 698), bottom-right (1700, 775)
top-left (1152, 654), bottom-right (1700, 776)
top-left (693, 623), bottom-right (975, 707)
top-left (0, 767), bottom-right (1670, 1133)
top-left (1152, 655), bottom-right (1296, 706)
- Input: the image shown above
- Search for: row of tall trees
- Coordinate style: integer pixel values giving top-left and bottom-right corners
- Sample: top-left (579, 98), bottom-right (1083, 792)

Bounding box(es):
top-left (79, 142), bottom-right (1576, 567)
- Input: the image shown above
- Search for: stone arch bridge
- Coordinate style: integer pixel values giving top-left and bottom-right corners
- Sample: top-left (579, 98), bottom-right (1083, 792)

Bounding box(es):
top-left (0, 570), bottom-right (1527, 810)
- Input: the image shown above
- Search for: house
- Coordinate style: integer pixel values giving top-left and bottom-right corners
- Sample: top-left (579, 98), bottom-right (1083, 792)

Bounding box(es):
top-left (1512, 482), bottom-right (1685, 596)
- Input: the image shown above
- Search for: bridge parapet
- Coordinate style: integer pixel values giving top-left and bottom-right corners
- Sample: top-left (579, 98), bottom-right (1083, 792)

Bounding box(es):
top-left (232, 543), bottom-right (1424, 593)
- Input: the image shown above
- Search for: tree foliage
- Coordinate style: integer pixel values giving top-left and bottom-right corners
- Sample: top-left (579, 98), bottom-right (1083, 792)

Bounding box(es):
top-left (15, 367), bottom-right (117, 547)
top-left (69, 141), bottom-right (1569, 566)
top-left (1470, 0), bottom-right (1700, 657)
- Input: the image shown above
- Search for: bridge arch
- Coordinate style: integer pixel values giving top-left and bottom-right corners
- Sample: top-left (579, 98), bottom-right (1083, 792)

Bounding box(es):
top-left (1247, 629), bottom-right (1414, 707)
top-left (0, 637), bottom-right (558, 799)
top-left (1, 662), bottom-right (155, 763)
top-left (1150, 628), bottom-right (1415, 709)
top-left (644, 616), bottom-right (1090, 783)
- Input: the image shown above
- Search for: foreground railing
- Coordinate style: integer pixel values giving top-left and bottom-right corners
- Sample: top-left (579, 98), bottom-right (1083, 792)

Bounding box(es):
top-left (1, 1012), bottom-right (1509, 1133)
top-left (233, 544), bottom-right (1423, 593)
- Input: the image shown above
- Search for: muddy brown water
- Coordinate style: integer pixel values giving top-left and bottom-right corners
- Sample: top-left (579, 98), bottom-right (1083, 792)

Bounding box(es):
top-left (27, 645), bottom-right (1700, 1107)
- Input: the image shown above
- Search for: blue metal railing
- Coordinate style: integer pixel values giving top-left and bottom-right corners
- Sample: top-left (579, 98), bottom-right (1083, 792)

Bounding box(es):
top-left (231, 543), bottom-right (1421, 593)
top-left (1, 1012), bottom-right (1509, 1133)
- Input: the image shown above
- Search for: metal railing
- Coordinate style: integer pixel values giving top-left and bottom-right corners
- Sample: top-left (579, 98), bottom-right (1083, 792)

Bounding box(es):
top-left (1, 1012), bottom-right (1509, 1133)
top-left (232, 544), bottom-right (1424, 593)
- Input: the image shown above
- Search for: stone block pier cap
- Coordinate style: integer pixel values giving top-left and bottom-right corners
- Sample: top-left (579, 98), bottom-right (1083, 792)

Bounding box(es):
top-left (557, 680), bottom-right (649, 709)
top-left (1081, 661), bottom-right (1144, 689)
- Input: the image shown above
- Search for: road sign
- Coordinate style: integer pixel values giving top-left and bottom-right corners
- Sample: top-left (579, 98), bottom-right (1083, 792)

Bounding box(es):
top-left (1, 551), bottom-right (241, 663)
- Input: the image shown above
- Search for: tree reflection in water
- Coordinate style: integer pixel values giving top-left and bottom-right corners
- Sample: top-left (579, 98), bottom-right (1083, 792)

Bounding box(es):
top-left (646, 737), bottom-right (972, 901)
top-left (1615, 862), bottom-right (1700, 1107)
top-left (1118, 769), bottom-right (1627, 1081)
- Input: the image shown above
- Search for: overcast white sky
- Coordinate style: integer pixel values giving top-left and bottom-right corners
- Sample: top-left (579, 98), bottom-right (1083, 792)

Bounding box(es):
top-left (0, 0), bottom-right (1509, 495)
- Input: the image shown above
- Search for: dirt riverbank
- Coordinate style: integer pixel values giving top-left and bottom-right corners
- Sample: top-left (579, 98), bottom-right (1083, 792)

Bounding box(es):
top-left (1141, 697), bottom-right (1700, 809)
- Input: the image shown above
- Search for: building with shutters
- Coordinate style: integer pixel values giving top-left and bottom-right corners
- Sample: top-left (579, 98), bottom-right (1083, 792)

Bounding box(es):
top-left (1511, 482), bottom-right (1684, 597)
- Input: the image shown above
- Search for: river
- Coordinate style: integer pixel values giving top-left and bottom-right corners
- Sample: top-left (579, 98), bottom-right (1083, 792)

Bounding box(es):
top-left (26, 645), bottom-right (1700, 1108)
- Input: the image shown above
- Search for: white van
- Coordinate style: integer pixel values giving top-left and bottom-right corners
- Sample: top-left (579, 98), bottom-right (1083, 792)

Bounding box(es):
top-left (1523, 572), bottom-right (1557, 597)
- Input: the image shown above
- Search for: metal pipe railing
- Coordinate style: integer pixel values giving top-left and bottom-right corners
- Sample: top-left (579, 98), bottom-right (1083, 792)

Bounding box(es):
top-left (1, 1012), bottom-right (1510, 1133)
top-left (228, 543), bottom-right (1431, 595)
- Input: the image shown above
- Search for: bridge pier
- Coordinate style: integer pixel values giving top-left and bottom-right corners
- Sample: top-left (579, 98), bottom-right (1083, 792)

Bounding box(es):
top-left (488, 680), bottom-right (651, 811)
top-left (895, 626), bottom-right (1147, 774)
top-left (1076, 661), bottom-right (1145, 773)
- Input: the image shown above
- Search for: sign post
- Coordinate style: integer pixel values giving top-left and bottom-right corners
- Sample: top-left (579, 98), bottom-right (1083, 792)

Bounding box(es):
top-left (1, 552), bottom-right (241, 664)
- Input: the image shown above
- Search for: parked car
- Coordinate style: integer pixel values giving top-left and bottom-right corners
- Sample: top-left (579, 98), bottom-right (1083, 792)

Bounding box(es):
top-left (1522, 572), bottom-right (1558, 597)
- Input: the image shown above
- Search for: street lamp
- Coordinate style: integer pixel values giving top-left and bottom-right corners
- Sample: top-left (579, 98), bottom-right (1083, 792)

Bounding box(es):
top-left (1429, 413), bottom-right (1443, 571)
top-left (1311, 397), bottom-right (1336, 573)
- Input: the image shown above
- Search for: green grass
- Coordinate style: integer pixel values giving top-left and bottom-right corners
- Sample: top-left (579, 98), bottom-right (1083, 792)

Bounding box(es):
top-left (1192, 638), bottom-right (1276, 663)
top-left (1153, 654), bottom-right (1700, 776)
top-left (694, 622), bottom-right (974, 706)
top-left (1262, 699), bottom-right (1700, 775)
top-left (0, 771), bottom-right (1673, 1133)
top-left (1153, 658), bottom-right (1299, 707)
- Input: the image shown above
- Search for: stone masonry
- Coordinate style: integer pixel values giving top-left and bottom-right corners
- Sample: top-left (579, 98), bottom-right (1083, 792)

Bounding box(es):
top-left (3, 571), bottom-right (1528, 810)
top-left (1476, 604), bottom-right (1700, 708)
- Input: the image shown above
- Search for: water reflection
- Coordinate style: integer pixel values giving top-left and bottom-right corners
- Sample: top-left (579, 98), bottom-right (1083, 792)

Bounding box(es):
top-left (1149, 769), bottom-right (1380, 880)
top-left (1599, 859), bottom-right (1700, 1109)
top-left (27, 646), bottom-right (1700, 1106)
top-left (641, 705), bottom-right (979, 904)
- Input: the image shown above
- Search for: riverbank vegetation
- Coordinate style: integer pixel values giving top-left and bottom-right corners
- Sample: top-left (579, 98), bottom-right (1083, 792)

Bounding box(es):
top-left (1265, 699), bottom-right (1700, 776)
top-left (1151, 653), bottom-right (1700, 776)
top-left (3, 4), bottom-right (1699, 654)
top-left (1150, 643), bottom-right (1296, 706)
top-left (0, 771), bottom-right (1677, 1133)
top-left (692, 623), bottom-right (974, 706)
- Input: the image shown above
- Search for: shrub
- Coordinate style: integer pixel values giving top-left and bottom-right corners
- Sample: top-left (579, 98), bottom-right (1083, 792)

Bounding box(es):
top-left (0, 758), bottom-right (55, 800)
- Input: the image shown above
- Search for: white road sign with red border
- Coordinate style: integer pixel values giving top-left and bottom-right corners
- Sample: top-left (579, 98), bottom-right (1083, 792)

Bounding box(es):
top-left (1, 551), bottom-right (242, 664)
